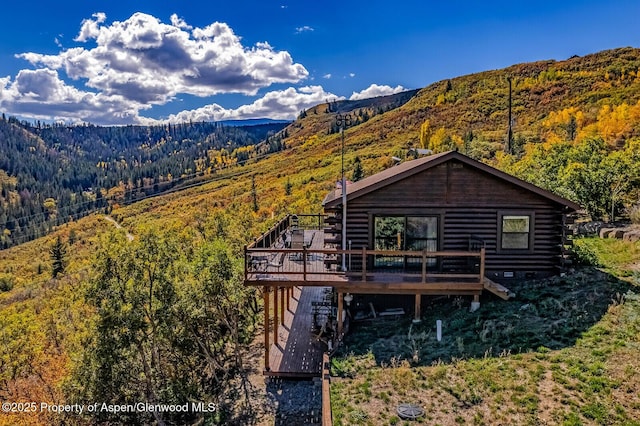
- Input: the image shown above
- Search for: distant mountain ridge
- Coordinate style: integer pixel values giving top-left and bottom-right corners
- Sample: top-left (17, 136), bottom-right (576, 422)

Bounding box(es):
top-left (217, 118), bottom-right (292, 127)
top-left (0, 89), bottom-right (424, 248)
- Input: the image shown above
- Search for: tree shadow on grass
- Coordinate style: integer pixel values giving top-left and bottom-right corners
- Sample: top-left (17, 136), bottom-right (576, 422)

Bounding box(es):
top-left (333, 268), bottom-right (638, 369)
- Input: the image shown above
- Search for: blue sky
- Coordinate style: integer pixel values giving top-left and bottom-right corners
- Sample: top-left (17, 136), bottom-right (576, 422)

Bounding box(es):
top-left (0, 0), bottom-right (639, 125)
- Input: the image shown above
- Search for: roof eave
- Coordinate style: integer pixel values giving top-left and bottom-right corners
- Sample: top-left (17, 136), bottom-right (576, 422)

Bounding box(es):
top-left (322, 151), bottom-right (581, 212)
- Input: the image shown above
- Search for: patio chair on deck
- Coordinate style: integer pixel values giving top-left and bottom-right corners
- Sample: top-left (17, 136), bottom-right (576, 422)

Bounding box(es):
top-left (289, 230), bottom-right (305, 260)
top-left (267, 252), bottom-right (286, 272)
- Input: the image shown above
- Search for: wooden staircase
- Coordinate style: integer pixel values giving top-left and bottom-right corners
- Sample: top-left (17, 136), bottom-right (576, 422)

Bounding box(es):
top-left (483, 277), bottom-right (515, 300)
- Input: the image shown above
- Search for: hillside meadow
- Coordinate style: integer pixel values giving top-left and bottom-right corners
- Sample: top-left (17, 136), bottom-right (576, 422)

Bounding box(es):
top-left (330, 238), bottom-right (640, 425)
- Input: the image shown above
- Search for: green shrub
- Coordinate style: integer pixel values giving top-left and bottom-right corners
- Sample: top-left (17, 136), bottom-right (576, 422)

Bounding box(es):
top-left (0, 273), bottom-right (14, 292)
top-left (572, 240), bottom-right (600, 266)
top-left (349, 409), bottom-right (368, 423)
top-left (628, 204), bottom-right (640, 224)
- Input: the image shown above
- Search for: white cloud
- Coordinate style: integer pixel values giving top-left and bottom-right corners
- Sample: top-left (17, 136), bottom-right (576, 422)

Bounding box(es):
top-left (0, 76), bottom-right (12, 100)
top-left (295, 26), bottom-right (314, 33)
top-left (170, 14), bottom-right (192, 30)
top-left (349, 83), bottom-right (407, 100)
top-left (18, 12), bottom-right (308, 106)
top-left (74, 12), bottom-right (107, 42)
top-left (349, 73), bottom-right (356, 78)
top-left (162, 85), bottom-right (344, 123)
top-left (3, 12), bottom-right (366, 125)
top-left (323, 73), bottom-right (332, 79)
top-left (0, 69), bottom-right (151, 125)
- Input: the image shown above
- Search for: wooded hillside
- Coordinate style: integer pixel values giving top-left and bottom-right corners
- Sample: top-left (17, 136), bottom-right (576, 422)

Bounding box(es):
top-left (0, 119), bottom-right (287, 248)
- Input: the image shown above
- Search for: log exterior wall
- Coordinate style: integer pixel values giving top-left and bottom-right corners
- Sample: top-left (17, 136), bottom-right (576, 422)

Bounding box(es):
top-left (333, 159), bottom-right (568, 281)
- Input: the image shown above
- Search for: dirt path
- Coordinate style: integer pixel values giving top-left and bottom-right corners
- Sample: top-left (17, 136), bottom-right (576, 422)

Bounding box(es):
top-left (103, 215), bottom-right (134, 241)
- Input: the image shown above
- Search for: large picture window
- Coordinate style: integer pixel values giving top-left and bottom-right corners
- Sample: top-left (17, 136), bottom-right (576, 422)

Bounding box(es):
top-left (374, 215), bottom-right (439, 269)
top-left (500, 214), bottom-right (532, 250)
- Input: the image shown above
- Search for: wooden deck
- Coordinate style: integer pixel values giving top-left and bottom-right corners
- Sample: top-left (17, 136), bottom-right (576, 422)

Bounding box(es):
top-left (245, 230), bottom-right (486, 296)
top-left (247, 230), bottom-right (339, 282)
top-left (248, 225), bottom-right (501, 377)
top-left (265, 285), bottom-right (331, 377)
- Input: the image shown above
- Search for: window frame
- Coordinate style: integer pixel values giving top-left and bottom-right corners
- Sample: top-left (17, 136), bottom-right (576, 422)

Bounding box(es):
top-left (497, 211), bottom-right (535, 253)
top-left (371, 214), bottom-right (441, 270)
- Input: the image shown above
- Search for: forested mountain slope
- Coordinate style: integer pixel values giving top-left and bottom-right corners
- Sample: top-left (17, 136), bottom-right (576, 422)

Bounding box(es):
top-left (0, 119), bottom-right (287, 247)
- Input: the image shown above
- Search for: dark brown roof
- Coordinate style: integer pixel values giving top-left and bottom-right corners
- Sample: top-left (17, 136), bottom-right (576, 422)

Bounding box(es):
top-left (322, 150), bottom-right (581, 211)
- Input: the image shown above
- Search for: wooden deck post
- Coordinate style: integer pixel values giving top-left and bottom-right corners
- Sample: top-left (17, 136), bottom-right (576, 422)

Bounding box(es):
top-left (361, 247), bottom-right (367, 282)
top-left (337, 292), bottom-right (343, 336)
top-left (273, 287), bottom-right (278, 347)
top-left (421, 249), bottom-right (427, 283)
top-left (286, 287), bottom-right (290, 311)
top-left (303, 247), bottom-right (307, 282)
top-left (280, 285), bottom-right (285, 326)
top-left (244, 245), bottom-right (248, 282)
top-left (479, 247), bottom-right (486, 283)
top-left (414, 294), bottom-right (421, 321)
top-left (264, 287), bottom-right (270, 371)
top-left (471, 293), bottom-right (481, 312)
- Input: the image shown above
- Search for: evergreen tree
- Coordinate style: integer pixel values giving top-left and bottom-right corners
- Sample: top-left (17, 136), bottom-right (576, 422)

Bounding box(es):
top-left (284, 178), bottom-right (293, 196)
top-left (50, 236), bottom-right (67, 278)
top-left (68, 229), bottom-right (77, 245)
top-left (352, 156), bottom-right (364, 182)
top-left (463, 130), bottom-right (474, 155)
top-left (73, 229), bottom-right (259, 424)
top-left (566, 115), bottom-right (578, 141)
top-left (251, 175), bottom-right (259, 212)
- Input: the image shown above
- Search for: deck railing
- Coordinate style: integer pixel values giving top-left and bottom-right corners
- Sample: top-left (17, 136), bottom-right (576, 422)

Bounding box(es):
top-left (245, 216), bottom-right (485, 289)
top-left (294, 213), bottom-right (326, 230)
top-left (248, 213), bottom-right (325, 249)
top-left (244, 246), bottom-right (485, 286)
top-left (347, 248), bottom-right (486, 284)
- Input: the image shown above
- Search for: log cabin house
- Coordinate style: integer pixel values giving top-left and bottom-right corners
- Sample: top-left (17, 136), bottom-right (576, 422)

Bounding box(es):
top-left (244, 151), bottom-right (580, 376)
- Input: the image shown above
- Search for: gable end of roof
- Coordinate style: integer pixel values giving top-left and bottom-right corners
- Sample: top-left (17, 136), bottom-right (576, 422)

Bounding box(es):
top-left (323, 151), bottom-right (580, 211)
